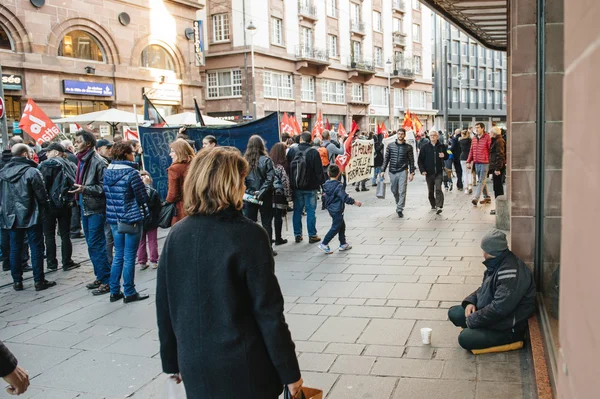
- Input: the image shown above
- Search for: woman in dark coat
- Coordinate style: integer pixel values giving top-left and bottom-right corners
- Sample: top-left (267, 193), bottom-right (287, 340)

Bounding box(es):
top-left (166, 139), bottom-right (194, 225)
top-left (489, 127), bottom-right (506, 215)
top-left (156, 147), bottom-right (303, 398)
top-left (269, 143), bottom-right (292, 246)
top-left (459, 130), bottom-right (472, 194)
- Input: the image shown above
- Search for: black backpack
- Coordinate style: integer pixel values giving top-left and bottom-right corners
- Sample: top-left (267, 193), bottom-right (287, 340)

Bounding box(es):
top-left (49, 160), bottom-right (76, 208)
top-left (290, 147), bottom-right (311, 189)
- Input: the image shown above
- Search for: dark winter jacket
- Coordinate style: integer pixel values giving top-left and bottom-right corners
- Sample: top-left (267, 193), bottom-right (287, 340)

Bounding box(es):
top-left (449, 135), bottom-right (462, 160)
top-left (245, 155), bottom-right (275, 201)
top-left (0, 157), bottom-right (50, 229)
top-left (459, 137), bottom-right (472, 161)
top-left (417, 141), bottom-right (448, 175)
top-left (286, 143), bottom-right (325, 191)
top-left (0, 340), bottom-right (17, 378)
top-left (143, 185), bottom-right (162, 231)
top-left (466, 133), bottom-right (491, 164)
top-left (77, 149), bottom-right (108, 216)
top-left (382, 141), bottom-right (416, 174)
top-left (0, 150), bottom-right (11, 170)
top-left (64, 150), bottom-right (78, 166)
top-left (38, 157), bottom-right (76, 209)
top-left (463, 250), bottom-right (536, 331)
top-left (373, 135), bottom-right (384, 167)
top-left (156, 208), bottom-right (301, 398)
top-left (37, 149), bottom-right (48, 163)
top-left (322, 179), bottom-right (355, 214)
top-left (103, 161), bottom-right (148, 225)
top-left (489, 137), bottom-right (506, 172)
top-left (417, 137), bottom-right (430, 151)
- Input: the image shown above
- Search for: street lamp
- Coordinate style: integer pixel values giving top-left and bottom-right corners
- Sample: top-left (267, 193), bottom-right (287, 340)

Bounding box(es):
top-left (246, 21), bottom-right (257, 120)
top-left (386, 59), bottom-right (392, 130)
top-left (457, 72), bottom-right (463, 130)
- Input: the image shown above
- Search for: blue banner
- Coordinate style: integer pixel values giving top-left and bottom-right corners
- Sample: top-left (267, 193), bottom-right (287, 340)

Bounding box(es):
top-left (139, 112), bottom-right (280, 200)
top-left (63, 80), bottom-right (114, 97)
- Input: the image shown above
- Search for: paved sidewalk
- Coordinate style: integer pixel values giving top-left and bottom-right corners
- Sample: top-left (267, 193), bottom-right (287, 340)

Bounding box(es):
top-left (0, 176), bottom-right (535, 398)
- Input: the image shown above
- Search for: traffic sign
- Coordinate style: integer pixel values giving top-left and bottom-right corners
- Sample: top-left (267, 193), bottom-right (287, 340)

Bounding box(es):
top-left (0, 97), bottom-right (5, 119)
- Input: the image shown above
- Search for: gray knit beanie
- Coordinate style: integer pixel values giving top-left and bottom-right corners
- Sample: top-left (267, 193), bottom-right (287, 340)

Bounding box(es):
top-left (481, 228), bottom-right (508, 256)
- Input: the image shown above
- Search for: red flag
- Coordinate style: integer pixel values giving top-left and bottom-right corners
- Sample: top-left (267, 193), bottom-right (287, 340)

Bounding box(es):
top-left (280, 112), bottom-right (295, 135)
top-left (337, 122), bottom-right (347, 138)
top-left (291, 115), bottom-right (302, 135)
top-left (311, 110), bottom-right (324, 140)
top-left (326, 117), bottom-right (331, 131)
top-left (413, 113), bottom-right (423, 135)
top-left (123, 127), bottom-right (139, 141)
top-left (350, 120), bottom-right (359, 135)
top-left (402, 110), bottom-right (413, 130)
top-left (335, 121), bottom-right (358, 171)
top-left (18, 99), bottom-right (61, 145)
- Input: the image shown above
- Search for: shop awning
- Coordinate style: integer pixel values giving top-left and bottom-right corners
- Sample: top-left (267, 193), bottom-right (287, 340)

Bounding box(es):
top-left (164, 112), bottom-right (236, 126)
top-left (423, 0), bottom-right (507, 51)
top-left (53, 108), bottom-right (145, 125)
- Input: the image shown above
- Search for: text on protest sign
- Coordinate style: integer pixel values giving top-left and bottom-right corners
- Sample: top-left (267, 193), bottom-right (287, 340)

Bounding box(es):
top-left (346, 139), bottom-right (374, 184)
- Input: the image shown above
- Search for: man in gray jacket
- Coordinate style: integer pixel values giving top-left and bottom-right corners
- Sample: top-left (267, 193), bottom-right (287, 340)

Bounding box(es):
top-left (321, 130), bottom-right (344, 167)
top-left (448, 229), bottom-right (536, 350)
top-left (380, 129), bottom-right (415, 218)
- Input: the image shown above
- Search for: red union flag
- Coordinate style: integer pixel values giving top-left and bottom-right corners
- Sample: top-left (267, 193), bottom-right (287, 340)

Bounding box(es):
top-left (19, 99), bottom-right (61, 144)
top-left (311, 110), bottom-right (324, 140)
top-left (335, 120), bottom-right (359, 171)
top-left (280, 112), bottom-right (295, 136)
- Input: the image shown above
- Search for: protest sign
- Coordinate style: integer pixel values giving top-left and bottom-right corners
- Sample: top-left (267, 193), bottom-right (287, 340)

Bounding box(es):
top-left (346, 139), bottom-right (374, 185)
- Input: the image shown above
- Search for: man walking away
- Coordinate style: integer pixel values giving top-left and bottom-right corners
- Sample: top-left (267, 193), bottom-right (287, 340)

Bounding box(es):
top-left (372, 134), bottom-right (384, 186)
top-left (38, 143), bottom-right (81, 272)
top-left (0, 144), bottom-right (56, 291)
top-left (450, 129), bottom-right (463, 191)
top-left (287, 132), bottom-right (325, 244)
top-left (417, 131), bottom-right (448, 215)
top-left (466, 123), bottom-right (492, 206)
top-left (69, 130), bottom-right (111, 295)
top-left (488, 127), bottom-right (506, 215)
top-left (380, 129), bottom-right (415, 218)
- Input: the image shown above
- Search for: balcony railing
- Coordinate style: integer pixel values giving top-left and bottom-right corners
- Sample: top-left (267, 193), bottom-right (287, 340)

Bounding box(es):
top-left (298, 2), bottom-right (318, 20)
top-left (351, 21), bottom-right (366, 35)
top-left (295, 45), bottom-right (330, 63)
top-left (393, 33), bottom-right (406, 46)
top-left (348, 56), bottom-right (375, 72)
top-left (392, 0), bottom-right (406, 12)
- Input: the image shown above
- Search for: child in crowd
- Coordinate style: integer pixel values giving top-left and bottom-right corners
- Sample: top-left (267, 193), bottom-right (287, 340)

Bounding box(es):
top-left (137, 171), bottom-right (162, 269)
top-left (319, 164), bottom-right (362, 254)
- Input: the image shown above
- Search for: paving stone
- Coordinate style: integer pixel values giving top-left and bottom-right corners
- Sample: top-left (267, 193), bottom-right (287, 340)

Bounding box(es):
top-left (313, 281), bottom-right (360, 298)
top-left (327, 374), bottom-right (397, 399)
top-left (296, 296), bottom-right (319, 304)
top-left (288, 303), bottom-right (325, 315)
top-left (322, 273), bottom-right (351, 281)
top-left (435, 347), bottom-right (475, 360)
top-left (29, 330), bottom-right (90, 349)
top-left (373, 275), bottom-right (419, 283)
top-left (477, 361), bottom-right (523, 382)
top-left (72, 335), bottom-right (121, 351)
top-left (6, 328), bottom-right (47, 343)
top-left (393, 246), bottom-right (426, 256)
top-left (358, 319), bottom-right (415, 346)
top-left (300, 372), bottom-right (340, 397)
top-left (344, 265), bottom-right (417, 275)
top-left (43, 320), bottom-right (75, 331)
top-left (311, 317), bottom-right (369, 343)
top-left (336, 298), bottom-right (366, 305)
top-left (0, 323), bottom-right (38, 340)
top-left (103, 338), bottom-right (160, 357)
top-left (407, 320), bottom-right (462, 348)
top-left (340, 305), bottom-right (396, 318)
top-left (284, 314), bottom-right (327, 340)
top-left (475, 352), bottom-right (509, 363)
top-left (319, 305), bottom-right (344, 316)
top-left (7, 342), bottom-right (81, 378)
top-left (387, 283), bottom-right (432, 300)
top-left (105, 326), bottom-right (149, 339)
top-left (330, 355), bottom-right (376, 374)
top-left (427, 284), bottom-right (480, 301)
top-left (315, 297), bottom-right (337, 305)
top-left (347, 274), bottom-right (376, 282)
top-left (364, 345), bottom-right (406, 358)
top-left (415, 266), bottom-right (451, 276)
top-left (278, 279), bottom-right (325, 297)
top-left (392, 378), bottom-right (476, 399)
top-left (350, 282), bottom-right (395, 298)
top-left (418, 275), bottom-right (438, 283)
top-left (298, 352), bottom-right (337, 372)
top-left (365, 298), bottom-right (386, 306)
top-left (475, 381), bottom-right (526, 399)
top-left (393, 307), bottom-right (449, 321)
top-left (295, 340), bottom-right (328, 353)
top-left (324, 343), bottom-right (365, 355)
top-left (418, 300), bottom-right (440, 308)
top-left (405, 346), bottom-right (435, 359)
top-left (437, 275), bottom-right (467, 284)
top-left (442, 359), bottom-right (478, 380)
top-left (371, 357), bottom-right (444, 378)
top-left (386, 299), bottom-right (418, 307)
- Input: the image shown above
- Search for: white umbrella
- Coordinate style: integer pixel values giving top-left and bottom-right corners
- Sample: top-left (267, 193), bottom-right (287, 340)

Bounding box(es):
top-left (52, 108), bottom-right (145, 125)
top-left (165, 112), bottom-right (235, 126)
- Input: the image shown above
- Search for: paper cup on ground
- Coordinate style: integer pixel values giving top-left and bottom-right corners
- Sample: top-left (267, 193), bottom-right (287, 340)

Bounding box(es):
top-left (420, 327), bottom-right (432, 345)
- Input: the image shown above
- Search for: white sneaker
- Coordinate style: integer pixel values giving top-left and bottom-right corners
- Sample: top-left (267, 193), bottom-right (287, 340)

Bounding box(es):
top-left (339, 243), bottom-right (352, 251)
top-left (139, 263), bottom-right (149, 270)
top-left (319, 243), bottom-right (333, 254)
top-left (151, 263), bottom-right (158, 269)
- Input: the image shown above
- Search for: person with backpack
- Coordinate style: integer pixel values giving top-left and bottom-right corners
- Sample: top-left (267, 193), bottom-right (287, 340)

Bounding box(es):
top-left (286, 132), bottom-right (326, 244)
top-left (38, 143), bottom-right (80, 272)
top-left (321, 130), bottom-right (345, 172)
top-left (137, 171), bottom-right (161, 269)
top-left (269, 143), bottom-right (292, 246)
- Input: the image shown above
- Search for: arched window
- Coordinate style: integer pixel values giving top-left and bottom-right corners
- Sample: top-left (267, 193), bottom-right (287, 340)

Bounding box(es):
top-left (0, 24), bottom-right (13, 50)
top-left (140, 44), bottom-right (176, 72)
top-left (58, 30), bottom-right (105, 62)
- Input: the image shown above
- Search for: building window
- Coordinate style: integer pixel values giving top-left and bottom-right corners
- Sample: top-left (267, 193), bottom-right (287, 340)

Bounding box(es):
top-left (452, 88), bottom-right (459, 103)
top-left (207, 70), bottom-right (242, 99)
top-left (461, 66), bottom-right (468, 79)
top-left (487, 49), bottom-right (492, 60)
top-left (495, 91), bottom-right (502, 106)
top-left (301, 76), bottom-right (315, 101)
top-left (496, 51), bottom-right (501, 60)
top-left (462, 42), bottom-right (468, 56)
top-left (393, 18), bottom-right (402, 33)
top-left (412, 24), bottom-right (421, 42)
top-left (140, 44), bottom-right (175, 71)
top-left (394, 88), bottom-right (404, 108)
top-left (301, 27), bottom-right (313, 51)
top-left (352, 40), bottom-right (361, 60)
top-left (470, 43), bottom-right (476, 57)
top-left (394, 51), bottom-right (404, 70)
top-left (351, 2), bottom-right (361, 26)
top-left (487, 69), bottom-right (493, 82)
top-left (413, 55), bottom-right (422, 74)
top-left (408, 90), bottom-right (426, 109)
top-left (212, 13), bottom-right (230, 42)
top-left (370, 86), bottom-right (389, 107)
top-left (352, 84), bottom-right (363, 102)
top-left (503, 69), bottom-right (507, 83)
top-left (0, 25), bottom-right (13, 50)
top-left (452, 40), bottom-right (459, 55)
top-left (328, 35), bottom-right (338, 58)
top-left (478, 68), bottom-right (485, 83)
top-left (478, 45), bottom-right (484, 59)
top-left (470, 89), bottom-right (477, 104)
top-left (495, 70), bottom-right (501, 85)
top-left (374, 46), bottom-right (383, 67)
top-left (59, 30), bottom-right (105, 62)
top-left (271, 17), bottom-right (283, 46)
top-left (487, 90), bottom-right (493, 104)
top-left (373, 11), bottom-right (382, 32)
top-left (326, 0), bottom-right (337, 17)
top-left (322, 80), bottom-right (345, 104)
top-left (502, 91), bottom-right (506, 104)
top-left (478, 89), bottom-right (485, 104)
top-left (451, 65), bottom-right (458, 78)
top-left (461, 89), bottom-right (468, 103)
top-left (412, 0), bottom-right (421, 10)
top-left (470, 67), bottom-right (476, 80)
top-left (264, 72), bottom-right (294, 99)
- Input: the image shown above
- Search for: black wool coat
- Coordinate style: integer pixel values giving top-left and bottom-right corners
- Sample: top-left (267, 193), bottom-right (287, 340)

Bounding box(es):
top-left (156, 208), bottom-right (300, 399)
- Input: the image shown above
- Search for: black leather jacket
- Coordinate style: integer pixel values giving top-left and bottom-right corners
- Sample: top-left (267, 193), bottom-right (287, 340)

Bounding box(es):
top-left (78, 149), bottom-right (108, 216)
top-left (245, 155), bottom-right (275, 201)
top-left (0, 157), bottom-right (50, 229)
top-left (417, 141), bottom-right (448, 175)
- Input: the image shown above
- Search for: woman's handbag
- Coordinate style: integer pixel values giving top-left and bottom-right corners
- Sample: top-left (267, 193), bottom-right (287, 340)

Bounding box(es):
top-left (284, 386), bottom-right (323, 399)
top-left (158, 202), bottom-right (177, 229)
top-left (376, 176), bottom-right (386, 199)
top-left (117, 221), bottom-right (140, 234)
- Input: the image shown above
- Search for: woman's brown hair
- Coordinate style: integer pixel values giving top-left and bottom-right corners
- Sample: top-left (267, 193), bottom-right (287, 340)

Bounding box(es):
top-left (183, 147), bottom-right (249, 216)
top-left (243, 135), bottom-right (267, 170)
top-left (269, 142), bottom-right (287, 168)
top-left (170, 139), bottom-right (195, 163)
top-left (111, 142), bottom-right (134, 160)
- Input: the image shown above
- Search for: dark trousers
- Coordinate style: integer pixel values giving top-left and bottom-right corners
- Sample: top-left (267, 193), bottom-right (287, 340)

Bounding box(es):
top-left (43, 207), bottom-right (73, 269)
top-left (492, 170), bottom-right (505, 198)
top-left (322, 212), bottom-right (347, 246)
top-left (448, 305), bottom-right (527, 350)
top-left (81, 211), bottom-right (111, 285)
top-left (1, 229), bottom-right (29, 268)
top-left (105, 222), bottom-right (114, 265)
top-left (9, 225), bottom-right (45, 283)
top-left (71, 203), bottom-right (82, 236)
top-left (273, 208), bottom-right (286, 241)
top-left (426, 172), bottom-right (444, 208)
top-left (453, 158), bottom-right (463, 189)
top-left (244, 196), bottom-right (274, 245)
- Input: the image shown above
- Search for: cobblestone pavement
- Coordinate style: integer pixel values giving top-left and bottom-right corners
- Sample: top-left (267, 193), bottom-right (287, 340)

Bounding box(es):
top-left (0, 176), bottom-right (535, 398)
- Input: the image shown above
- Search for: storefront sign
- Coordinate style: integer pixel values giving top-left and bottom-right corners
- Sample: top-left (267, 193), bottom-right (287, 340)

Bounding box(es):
top-left (193, 20), bottom-right (205, 67)
top-left (13, 121), bottom-right (22, 134)
top-left (142, 86), bottom-right (181, 103)
top-left (346, 139), bottom-right (374, 184)
top-left (63, 80), bottom-right (114, 97)
top-left (2, 74), bottom-right (23, 90)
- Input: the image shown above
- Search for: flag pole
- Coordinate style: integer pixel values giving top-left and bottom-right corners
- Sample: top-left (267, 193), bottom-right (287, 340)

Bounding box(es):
top-left (133, 104), bottom-right (145, 171)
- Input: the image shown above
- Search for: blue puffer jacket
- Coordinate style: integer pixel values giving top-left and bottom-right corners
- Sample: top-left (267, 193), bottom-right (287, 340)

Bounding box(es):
top-left (103, 161), bottom-right (148, 225)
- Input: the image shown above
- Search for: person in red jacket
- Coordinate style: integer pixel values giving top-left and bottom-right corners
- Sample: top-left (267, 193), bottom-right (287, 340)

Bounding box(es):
top-left (466, 122), bottom-right (492, 206)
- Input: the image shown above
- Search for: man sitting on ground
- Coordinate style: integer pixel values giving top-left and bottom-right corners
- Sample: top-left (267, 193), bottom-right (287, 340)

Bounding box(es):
top-left (448, 229), bottom-right (536, 351)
